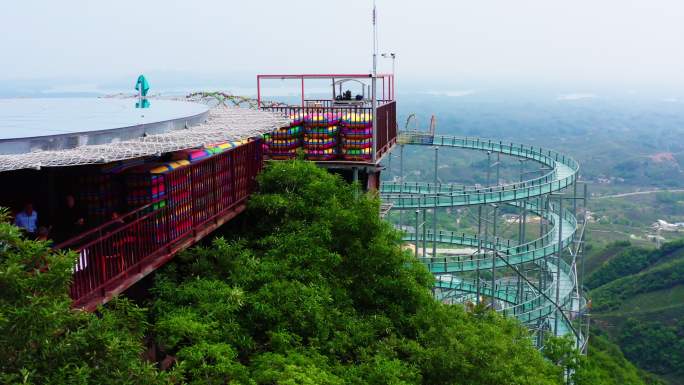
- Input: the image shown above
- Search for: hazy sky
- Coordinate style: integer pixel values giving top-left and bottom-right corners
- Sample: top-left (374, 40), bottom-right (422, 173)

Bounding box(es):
top-left (3, 0), bottom-right (684, 91)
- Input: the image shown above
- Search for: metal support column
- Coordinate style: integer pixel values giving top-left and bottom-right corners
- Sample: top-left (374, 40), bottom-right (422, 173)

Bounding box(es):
top-left (415, 210), bottom-right (420, 259)
top-left (540, 196), bottom-right (548, 293)
top-left (399, 144), bottom-right (404, 229)
top-left (496, 152), bottom-right (500, 185)
top-left (521, 206), bottom-right (527, 244)
top-left (422, 209), bottom-right (427, 257)
top-left (539, 196), bottom-right (545, 239)
top-left (476, 249), bottom-right (481, 306)
top-left (486, 151), bottom-right (491, 187)
top-left (476, 205), bottom-right (483, 305)
top-left (352, 167), bottom-right (359, 199)
top-left (554, 197), bottom-right (563, 336)
top-left (580, 184), bottom-right (588, 294)
top-left (433, 147), bottom-right (439, 258)
top-left (491, 205), bottom-right (498, 309)
top-left (371, 77), bottom-right (377, 163)
top-left (573, 179), bottom-right (578, 218)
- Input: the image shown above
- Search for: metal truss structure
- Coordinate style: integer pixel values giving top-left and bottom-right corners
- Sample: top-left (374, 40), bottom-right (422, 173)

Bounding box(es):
top-left (381, 130), bottom-right (590, 351)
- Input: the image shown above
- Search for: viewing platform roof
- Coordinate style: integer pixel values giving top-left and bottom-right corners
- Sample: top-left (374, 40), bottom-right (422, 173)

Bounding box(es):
top-left (0, 99), bottom-right (289, 172)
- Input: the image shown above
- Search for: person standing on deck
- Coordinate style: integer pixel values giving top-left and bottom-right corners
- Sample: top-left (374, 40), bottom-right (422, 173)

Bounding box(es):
top-left (57, 194), bottom-right (86, 242)
top-left (14, 202), bottom-right (38, 236)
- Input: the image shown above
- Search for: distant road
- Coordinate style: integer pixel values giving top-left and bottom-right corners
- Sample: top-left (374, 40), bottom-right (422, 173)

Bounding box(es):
top-left (597, 189), bottom-right (684, 199)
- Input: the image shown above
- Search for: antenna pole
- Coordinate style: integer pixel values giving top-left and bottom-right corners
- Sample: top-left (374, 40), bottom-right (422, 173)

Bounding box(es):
top-left (372, 0), bottom-right (377, 77)
top-left (371, 0), bottom-right (378, 163)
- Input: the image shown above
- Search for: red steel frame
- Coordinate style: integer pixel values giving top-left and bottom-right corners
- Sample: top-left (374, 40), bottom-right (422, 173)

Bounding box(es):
top-left (256, 73), bottom-right (395, 108)
top-left (259, 101), bottom-right (396, 163)
top-left (56, 139), bottom-right (263, 311)
top-left (376, 100), bottom-right (397, 160)
top-left (257, 73), bottom-right (397, 164)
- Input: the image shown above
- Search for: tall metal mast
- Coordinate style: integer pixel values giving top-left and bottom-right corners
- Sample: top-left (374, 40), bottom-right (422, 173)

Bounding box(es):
top-left (371, 0), bottom-right (378, 162)
top-left (372, 0), bottom-right (377, 77)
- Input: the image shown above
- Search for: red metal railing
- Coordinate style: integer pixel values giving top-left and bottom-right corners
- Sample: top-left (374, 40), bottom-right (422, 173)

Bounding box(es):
top-left (261, 104), bottom-right (373, 117)
top-left (262, 100), bottom-right (397, 162)
top-left (302, 99), bottom-right (395, 108)
top-left (256, 73), bottom-right (395, 108)
top-left (376, 101), bottom-right (397, 161)
top-left (57, 139), bottom-right (263, 309)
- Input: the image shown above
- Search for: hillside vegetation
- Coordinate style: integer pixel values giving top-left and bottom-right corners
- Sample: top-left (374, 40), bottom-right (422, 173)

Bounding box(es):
top-left (0, 160), bottom-right (648, 384)
top-left (148, 160), bottom-right (562, 384)
top-left (588, 240), bottom-right (684, 384)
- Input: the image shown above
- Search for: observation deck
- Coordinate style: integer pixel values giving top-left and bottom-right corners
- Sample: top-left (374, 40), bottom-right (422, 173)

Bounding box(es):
top-left (257, 74), bottom-right (397, 178)
top-left (0, 98), bottom-right (287, 310)
top-left (0, 90), bottom-right (588, 354)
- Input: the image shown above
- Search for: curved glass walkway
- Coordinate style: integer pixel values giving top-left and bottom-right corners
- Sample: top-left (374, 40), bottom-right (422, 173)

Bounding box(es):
top-left (380, 133), bottom-right (587, 349)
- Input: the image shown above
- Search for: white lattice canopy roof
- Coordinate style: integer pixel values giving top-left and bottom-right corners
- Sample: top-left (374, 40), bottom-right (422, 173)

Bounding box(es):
top-left (0, 104), bottom-right (288, 172)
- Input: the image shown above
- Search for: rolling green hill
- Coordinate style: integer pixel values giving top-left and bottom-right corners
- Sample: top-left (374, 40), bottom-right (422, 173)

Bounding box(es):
top-left (587, 240), bottom-right (684, 384)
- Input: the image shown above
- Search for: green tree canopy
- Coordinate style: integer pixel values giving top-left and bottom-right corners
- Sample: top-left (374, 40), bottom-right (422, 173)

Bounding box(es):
top-left (0, 160), bottom-right (647, 384)
top-left (0, 208), bottom-right (167, 385)
top-left (150, 160), bottom-right (562, 384)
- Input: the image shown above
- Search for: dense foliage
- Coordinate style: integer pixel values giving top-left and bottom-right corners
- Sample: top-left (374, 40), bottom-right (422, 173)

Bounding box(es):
top-left (588, 240), bottom-right (684, 384)
top-left (0, 160), bottom-right (648, 384)
top-left (0, 208), bottom-right (167, 384)
top-left (577, 333), bottom-right (656, 385)
top-left (149, 160), bottom-right (562, 384)
top-left (591, 254), bottom-right (684, 312)
top-left (586, 239), bottom-right (684, 290)
top-left (619, 319), bottom-right (684, 379)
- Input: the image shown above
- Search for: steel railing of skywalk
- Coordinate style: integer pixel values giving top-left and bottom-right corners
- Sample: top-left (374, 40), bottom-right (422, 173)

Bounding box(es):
top-left (404, 201), bottom-right (576, 273)
top-left (381, 136), bottom-right (579, 208)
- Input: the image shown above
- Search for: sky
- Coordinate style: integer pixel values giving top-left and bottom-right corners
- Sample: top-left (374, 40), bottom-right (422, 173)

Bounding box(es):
top-left (2, 0), bottom-right (684, 94)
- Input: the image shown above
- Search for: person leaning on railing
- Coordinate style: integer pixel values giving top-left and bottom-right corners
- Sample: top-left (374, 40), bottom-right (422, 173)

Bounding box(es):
top-left (105, 211), bottom-right (134, 274)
